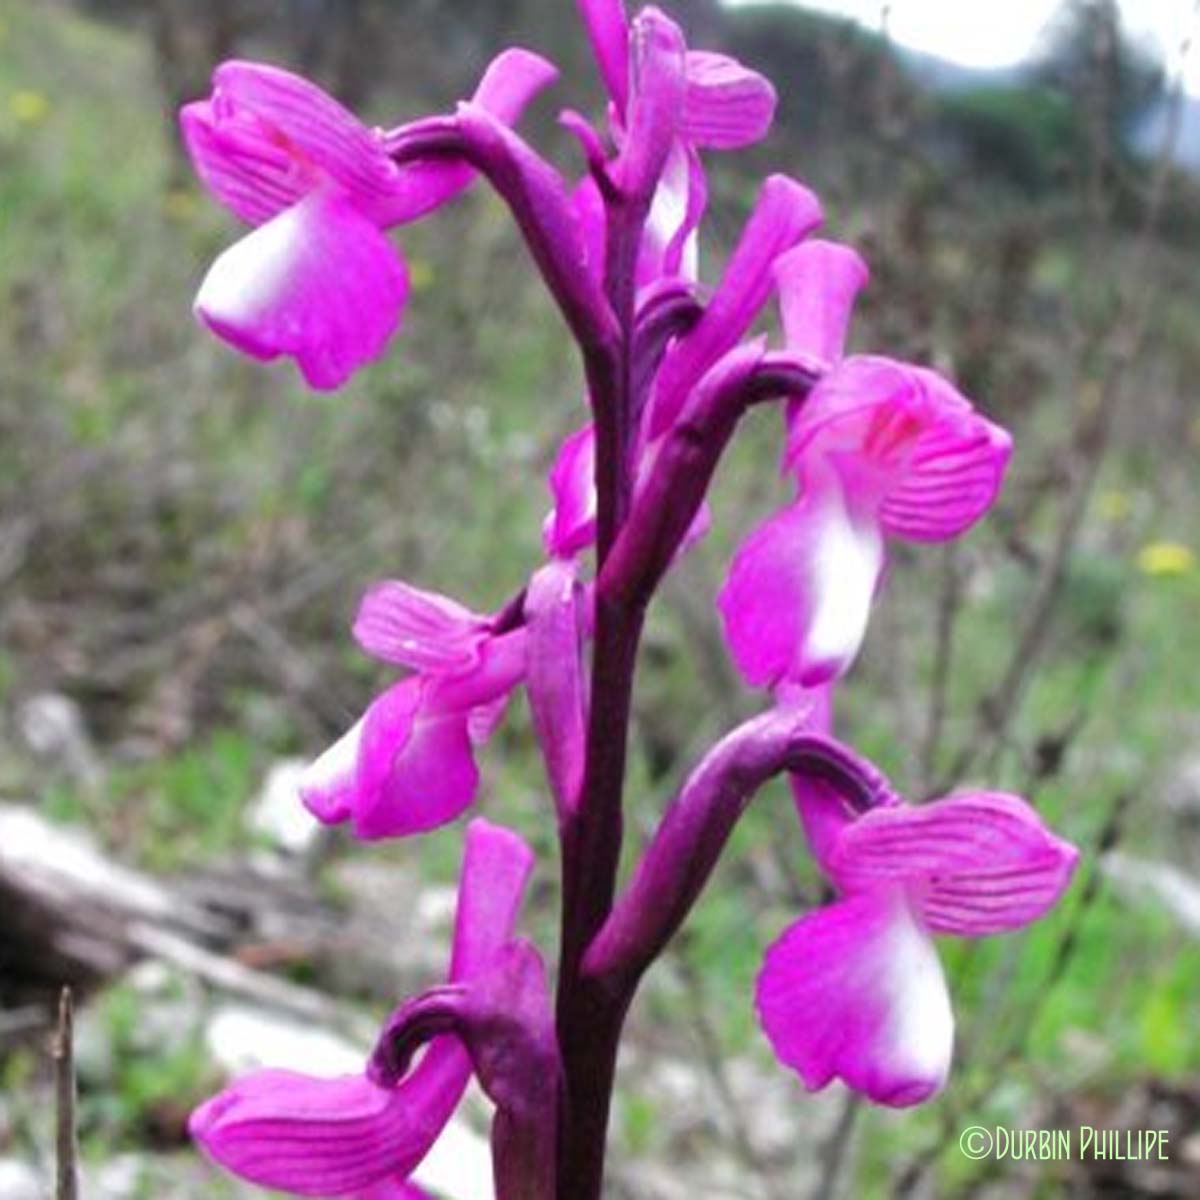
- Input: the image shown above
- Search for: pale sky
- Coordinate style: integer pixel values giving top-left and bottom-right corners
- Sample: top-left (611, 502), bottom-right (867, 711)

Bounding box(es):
top-left (725, 0), bottom-right (1200, 96)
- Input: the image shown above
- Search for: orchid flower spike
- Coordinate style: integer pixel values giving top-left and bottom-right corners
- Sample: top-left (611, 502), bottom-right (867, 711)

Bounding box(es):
top-left (758, 786), bottom-right (1078, 1106)
top-left (182, 51), bottom-right (557, 388)
top-left (191, 819), bottom-right (536, 1194)
top-left (301, 580), bottom-right (526, 839)
top-left (719, 244), bottom-right (1012, 690)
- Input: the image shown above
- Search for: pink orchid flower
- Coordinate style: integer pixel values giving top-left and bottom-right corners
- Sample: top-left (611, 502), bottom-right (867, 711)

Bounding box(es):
top-left (719, 242), bottom-right (1012, 689)
top-left (572, 0), bottom-right (777, 288)
top-left (758, 786), bottom-right (1078, 1106)
top-left (181, 51), bottom-right (557, 389)
top-left (191, 819), bottom-right (534, 1195)
top-left (524, 560), bottom-right (589, 814)
top-left (301, 581), bottom-right (525, 839)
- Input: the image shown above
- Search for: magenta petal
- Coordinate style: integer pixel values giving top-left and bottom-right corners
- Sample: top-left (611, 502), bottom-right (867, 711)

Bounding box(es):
top-left (336, 678), bottom-right (419, 825)
top-left (717, 482), bottom-right (884, 689)
top-left (345, 634), bottom-right (526, 839)
top-left (180, 99), bottom-right (307, 227)
top-left (682, 51), bottom-right (776, 148)
top-left (473, 47), bottom-right (560, 124)
top-left (878, 375), bottom-right (1013, 541)
top-left (774, 239), bottom-right (869, 366)
top-left (195, 190), bottom-right (408, 390)
top-left (427, 629), bottom-right (527, 714)
top-left (544, 423), bottom-right (598, 558)
top-left (450, 817), bottom-right (537, 980)
top-left (212, 61), bottom-right (400, 213)
top-left (190, 1058), bottom-right (468, 1195)
top-left (786, 357), bottom-right (1013, 541)
top-left (305, 674), bottom-right (476, 838)
top-left (648, 174), bottom-right (823, 436)
top-left (525, 561), bottom-right (588, 814)
top-left (354, 581), bottom-right (489, 673)
top-left (757, 891), bottom-right (953, 1106)
top-left (577, 0), bottom-right (631, 109)
top-left (570, 175), bottom-right (609, 289)
top-left (181, 57), bottom-right (404, 227)
top-left (831, 793), bottom-right (1080, 936)
top-left (358, 703), bottom-right (478, 840)
top-left (616, 8), bottom-right (688, 202)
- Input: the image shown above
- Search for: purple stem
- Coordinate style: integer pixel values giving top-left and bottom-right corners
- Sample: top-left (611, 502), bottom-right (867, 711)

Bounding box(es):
top-left (553, 145), bottom-right (662, 1200)
top-left (557, 346), bottom-right (820, 1196)
top-left (584, 711), bottom-right (898, 986)
top-left (554, 340), bottom-right (820, 1200)
top-left (596, 188), bottom-right (650, 554)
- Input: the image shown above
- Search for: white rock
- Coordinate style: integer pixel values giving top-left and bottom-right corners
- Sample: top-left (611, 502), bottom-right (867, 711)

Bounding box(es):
top-left (0, 804), bottom-right (215, 933)
top-left (1165, 754), bottom-right (1200, 819)
top-left (92, 1153), bottom-right (144, 1199)
top-left (0, 1161), bottom-right (40, 1200)
top-left (416, 885), bottom-right (460, 936)
top-left (126, 960), bottom-right (175, 994)
top-left (248, 758), bottom-right (321, 856)
top-left (206, 1005), bottom-right (364, 1077)
top-left (17, 692), bottom-right (100, 784)
top-left (412, 1093), bottom-right (495, 1200)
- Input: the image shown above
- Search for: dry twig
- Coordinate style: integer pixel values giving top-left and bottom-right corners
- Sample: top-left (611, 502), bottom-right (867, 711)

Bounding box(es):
top-left (53, 988), bottom-right (79, 1200)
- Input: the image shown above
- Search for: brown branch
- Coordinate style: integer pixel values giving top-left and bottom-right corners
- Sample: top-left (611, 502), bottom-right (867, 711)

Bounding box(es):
top-left (53, 988), bottom-right (78, 1200)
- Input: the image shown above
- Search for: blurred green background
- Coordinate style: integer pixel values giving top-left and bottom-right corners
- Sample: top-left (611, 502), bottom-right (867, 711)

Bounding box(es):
top-left (1, 0), bottom-right (1198, 1197)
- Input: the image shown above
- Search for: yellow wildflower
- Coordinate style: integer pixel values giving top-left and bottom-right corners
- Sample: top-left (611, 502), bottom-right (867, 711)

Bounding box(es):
top-left (1097, 490), bottom-right (1131, 522)
top-left (1137, 541), bottom-right (1196, 577)
top-left (408, 258), bottom-right (435, 293)
top-left (164, 188), bottom-right (198, 223)
top-left (10, 89), bottom-right (49, 125)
